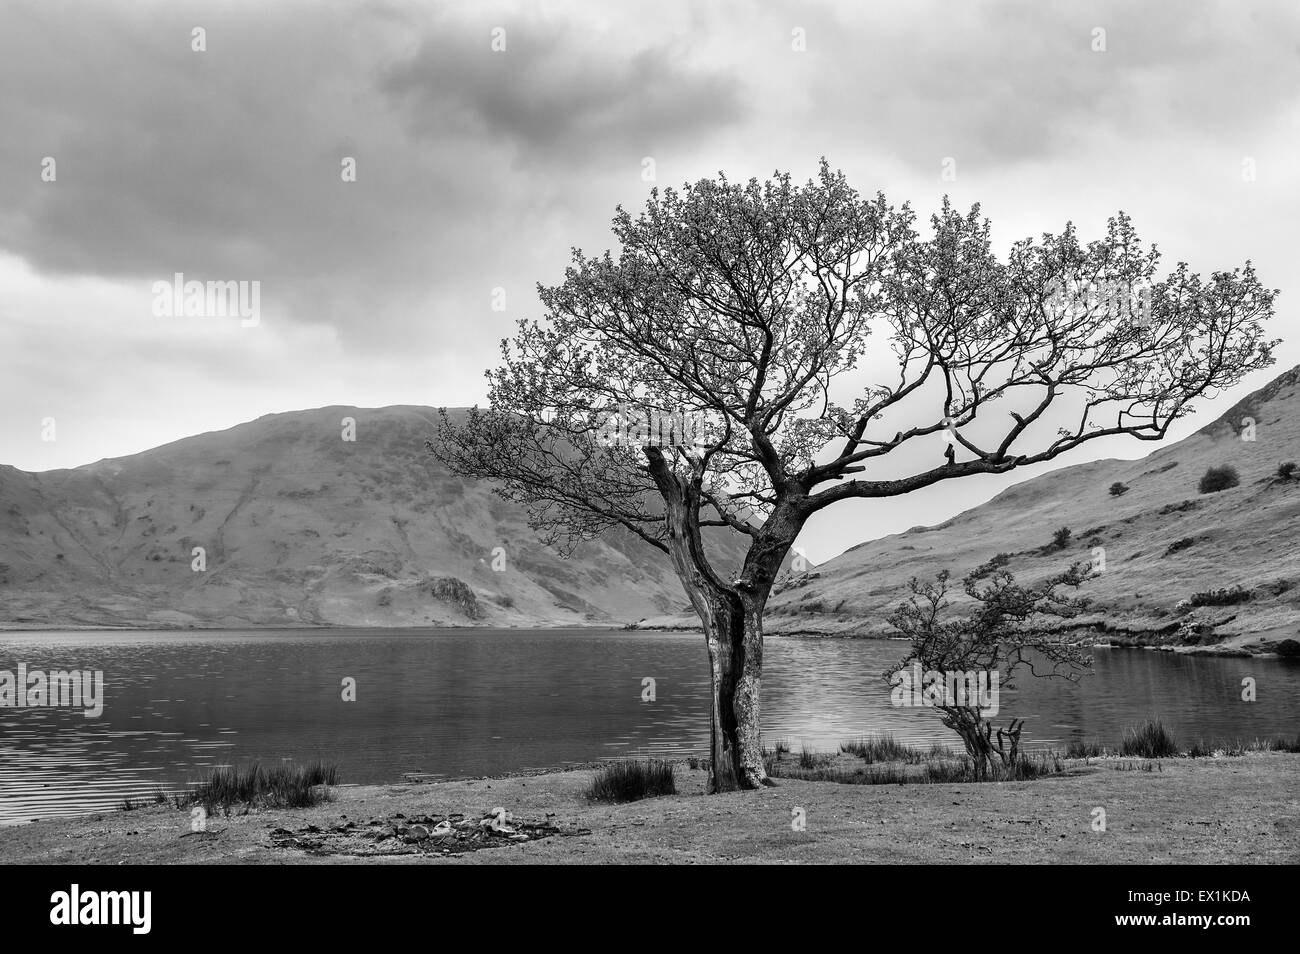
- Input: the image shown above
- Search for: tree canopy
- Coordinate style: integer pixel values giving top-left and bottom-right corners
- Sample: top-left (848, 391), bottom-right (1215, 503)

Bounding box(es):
top-left (435, 160), bottom-right (1277, 570)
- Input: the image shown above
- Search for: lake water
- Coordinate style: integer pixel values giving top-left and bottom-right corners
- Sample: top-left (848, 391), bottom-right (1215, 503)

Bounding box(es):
top-left (2, 628), bottom-right (1297, 824)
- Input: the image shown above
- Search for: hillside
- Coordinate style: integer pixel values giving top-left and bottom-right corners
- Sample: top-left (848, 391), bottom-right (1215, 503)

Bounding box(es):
top-left (0, 407), bottom-right (748, 629)
top-left (759, 365), bottom-right (1300, 654)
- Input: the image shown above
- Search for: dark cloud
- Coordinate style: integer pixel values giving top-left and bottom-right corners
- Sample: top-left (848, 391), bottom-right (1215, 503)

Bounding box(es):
top-left (382, 21), bottom-right (746, 160)
top-left (0, 1), bottom-right (745, 350)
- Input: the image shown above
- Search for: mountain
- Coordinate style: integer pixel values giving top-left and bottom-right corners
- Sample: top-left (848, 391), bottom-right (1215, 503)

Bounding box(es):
top-left (759, 365), bottom-right (1300, 654)
top-left (0, 406), bottom-right (748, 629)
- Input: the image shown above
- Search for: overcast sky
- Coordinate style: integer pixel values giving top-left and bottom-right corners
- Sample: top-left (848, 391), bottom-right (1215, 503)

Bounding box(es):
top-left (2, 0), bottom-right (1297, 561)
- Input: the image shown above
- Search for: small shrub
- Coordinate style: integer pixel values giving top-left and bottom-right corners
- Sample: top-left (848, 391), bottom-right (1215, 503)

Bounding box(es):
top-left (1163, 537), bottom-right (1196, 556)
top-left (1188, 586), bottom-right (1251, 607)
top-left (840, 733), bottom-right (911, 763)
top-left (970, 552), bottom-right (1013, 579)
top-left (1051, 526), bottom-right (1072, 550)
top-left (1065, 739), bottom-right (1104, 758)
top-left (1186, 739), bottom-right (1212, 759)
top-left (183, 761), bottom-right (338, 813)
top-left (1108, 482), bottom-right (1130, 497)
top-left (798, 745), bottom-right (818, 769)
top-left (1274, 638), bottom-right (1300, 659)
top-left (1120, 718), bottom-right (1178, 758)
top-left (1198, 465), bottom-right (1240, 494)
top-left (585, 760), bottom-right (676, 802)
top-left (1277, 461), bottom-right (1297, 481)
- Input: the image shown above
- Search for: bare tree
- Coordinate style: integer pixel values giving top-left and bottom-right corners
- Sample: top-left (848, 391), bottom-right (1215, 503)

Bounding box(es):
top-left (429, 160), bottom-right (1277, 792)
top-left (884, 566), bottom-right (1093, 778)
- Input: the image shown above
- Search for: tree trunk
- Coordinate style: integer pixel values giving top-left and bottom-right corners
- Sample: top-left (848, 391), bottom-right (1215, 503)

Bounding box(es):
top-left (642, 450), bottom-right (798, 793)
top-left (698, 586), bottom-right (771, 792)
top-left (943, 708), bottom-right (994, 780)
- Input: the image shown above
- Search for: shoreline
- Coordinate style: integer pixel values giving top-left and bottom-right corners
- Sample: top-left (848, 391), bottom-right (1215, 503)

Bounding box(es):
top-left (2, 752), bottom-right (1296, 864)
top-left (1, 620), bottom-right (1286, 657)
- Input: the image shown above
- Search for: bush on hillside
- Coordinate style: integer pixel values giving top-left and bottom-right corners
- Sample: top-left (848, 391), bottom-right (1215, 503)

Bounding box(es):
top-left (1188, 586), bottom-right (1251, 607)
top-left (1198, 465), bottom-right (1240, 494)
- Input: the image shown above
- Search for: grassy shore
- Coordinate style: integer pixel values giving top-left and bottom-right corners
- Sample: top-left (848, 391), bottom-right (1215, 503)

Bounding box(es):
top-left (3, 751), bottom-right (1297, 864)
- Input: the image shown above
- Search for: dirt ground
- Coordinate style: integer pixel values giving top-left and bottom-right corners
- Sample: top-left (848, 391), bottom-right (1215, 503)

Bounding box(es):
top-left (2, 753), bottom-right (1296, 865)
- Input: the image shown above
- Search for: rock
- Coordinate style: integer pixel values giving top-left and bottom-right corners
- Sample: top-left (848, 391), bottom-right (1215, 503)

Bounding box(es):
top-left (481, 807), bottom-right (510, 829)
top-left (426, 576), bottom-right (483, 619)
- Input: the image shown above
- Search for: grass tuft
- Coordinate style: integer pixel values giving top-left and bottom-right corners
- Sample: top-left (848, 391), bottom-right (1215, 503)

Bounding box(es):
top-left (183, 761), bottom-right (338, 813)
top-left (585, 760), bottom-right (676, 803)
top-left (1120, 719), bottom-right (1178, 758)
top-left (840, 732), bottom-right (913, 763)
top-left (1065, 739), bottom-right (1106, 758)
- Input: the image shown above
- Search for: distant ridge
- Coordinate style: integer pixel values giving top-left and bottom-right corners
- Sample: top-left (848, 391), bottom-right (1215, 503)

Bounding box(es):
top-left (0, 406), bottom-right (748, 629)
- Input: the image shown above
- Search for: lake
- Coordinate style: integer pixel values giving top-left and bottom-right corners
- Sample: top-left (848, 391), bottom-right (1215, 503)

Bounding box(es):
top-left (2, 628), bottom-right (1297, 824)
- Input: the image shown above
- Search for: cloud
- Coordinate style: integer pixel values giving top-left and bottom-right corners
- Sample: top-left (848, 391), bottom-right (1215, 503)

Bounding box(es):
top-left (382, 19), bottom-right (746, 162)
top-left (794, 0), bottom-right (1300, 171)
top-left (0, 1), bottom-right (745, 352)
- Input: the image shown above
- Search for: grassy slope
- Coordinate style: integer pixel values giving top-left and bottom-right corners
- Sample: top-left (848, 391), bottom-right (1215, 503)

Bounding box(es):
top-left (756, 365), bottom-right (1300, 653)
